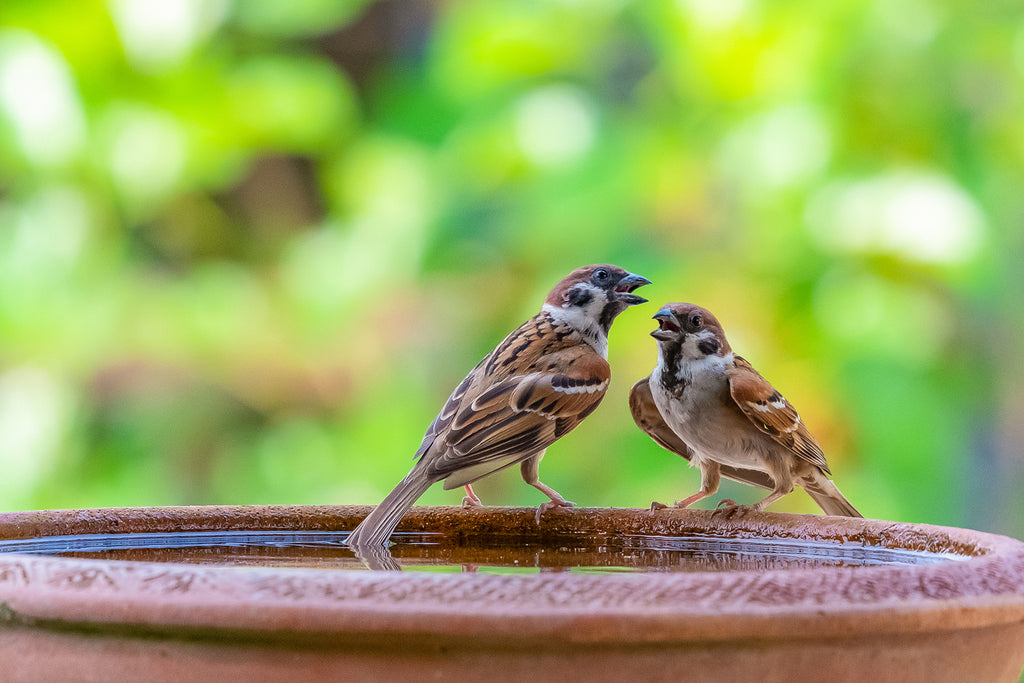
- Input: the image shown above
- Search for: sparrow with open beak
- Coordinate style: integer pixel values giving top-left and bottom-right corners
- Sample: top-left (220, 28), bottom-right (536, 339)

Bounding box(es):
top-left (347, 265), bottom-right (651, 547)
top-left (630, 303), bottom-right (861, 517)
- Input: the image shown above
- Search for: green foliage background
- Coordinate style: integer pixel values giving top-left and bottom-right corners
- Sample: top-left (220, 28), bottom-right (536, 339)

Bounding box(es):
top-left (0, 0), bottom-right (1021, 537)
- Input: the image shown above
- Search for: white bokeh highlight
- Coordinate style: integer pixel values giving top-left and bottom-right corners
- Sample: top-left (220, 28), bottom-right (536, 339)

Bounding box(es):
top-left (718, 104), bottom-right (831, 191)
top-left (0, 32), bottom-right (86, 166)
top-left (0, 367), bottom-right (70, 508)
top-left (108, 0), bottom-right (228, 71)
top-left (514, 85), bottom-right (597, 168)
top-left (806, 171), bottom-right (986, 265)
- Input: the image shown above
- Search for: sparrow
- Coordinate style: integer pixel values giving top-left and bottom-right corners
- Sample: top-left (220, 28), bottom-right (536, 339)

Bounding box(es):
top-left (629, 303), bottom-right (862, 518)
top-left (347, 265), bottom-right (651, 547)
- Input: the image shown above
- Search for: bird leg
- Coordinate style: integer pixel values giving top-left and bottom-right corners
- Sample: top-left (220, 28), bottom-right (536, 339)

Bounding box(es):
top-left (521, 452), bottom-right (575, 523)
top-left (461, 484), bottom-right (483, 508)
top-left (652, 461), bottom-right (720, 511)
top-left (750, 484), bottom-right (792, 511)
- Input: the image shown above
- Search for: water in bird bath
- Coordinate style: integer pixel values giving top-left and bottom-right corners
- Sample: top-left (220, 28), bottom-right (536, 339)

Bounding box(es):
top-left (0, 529), bottom-right (960, 573)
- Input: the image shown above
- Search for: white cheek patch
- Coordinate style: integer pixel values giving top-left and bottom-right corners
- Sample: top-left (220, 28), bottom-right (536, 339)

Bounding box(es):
top-left (680, 330), bottom-right (717, 358)
top-left (543, 303), bottom-right (594, 331)
top-left (541, 293), bottom-right (610, 359)
top-left (680, 329), bottom-right (729, 359)
top-left (694, 329), bottom-right (718, 347)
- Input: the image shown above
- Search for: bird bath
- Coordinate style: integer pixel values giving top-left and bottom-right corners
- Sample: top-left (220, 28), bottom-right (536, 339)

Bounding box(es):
top-left (0, 505), bottom-right (1021, 682)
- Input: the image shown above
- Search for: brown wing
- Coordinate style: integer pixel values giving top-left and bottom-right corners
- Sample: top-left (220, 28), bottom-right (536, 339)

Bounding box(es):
top-left (414, 361), bottom-right (479, 459)
top-left (628, 376), bottom-right (776, 491)
top-left (628, 376), bottom-right (694, 459)
top-left (727, 356), bottom-right (830, 473)
top-left (426, 345), bottom-right (610, 488)
top-left (414, 312), bottom-right (576, 460)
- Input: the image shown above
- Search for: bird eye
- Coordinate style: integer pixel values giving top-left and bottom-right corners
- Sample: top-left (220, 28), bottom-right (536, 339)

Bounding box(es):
top-left (690, 314), bottom-right (703, 328)
top-left (593, 268), bottom-right (609, 282)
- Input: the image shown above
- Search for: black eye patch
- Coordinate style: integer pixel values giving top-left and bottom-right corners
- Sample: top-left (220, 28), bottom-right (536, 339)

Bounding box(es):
top-left (566, 286), bottom-right (593, 307)
top-left (697, 338), bottom-right (719, 355)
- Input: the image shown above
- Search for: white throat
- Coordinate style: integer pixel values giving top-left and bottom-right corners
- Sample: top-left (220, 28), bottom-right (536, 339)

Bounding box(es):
top-left (542, 303), bottom-right (608, 358)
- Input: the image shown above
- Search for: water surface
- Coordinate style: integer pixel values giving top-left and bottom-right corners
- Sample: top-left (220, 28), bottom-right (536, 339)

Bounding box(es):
top-left (0, 530), bottom-right (962, 573)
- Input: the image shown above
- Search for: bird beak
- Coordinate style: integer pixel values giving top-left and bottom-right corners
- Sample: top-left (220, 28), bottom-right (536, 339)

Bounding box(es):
top-left (651, 307), bottom-right (681, 340)
top-left (612, 273), bottom-right (651, 306)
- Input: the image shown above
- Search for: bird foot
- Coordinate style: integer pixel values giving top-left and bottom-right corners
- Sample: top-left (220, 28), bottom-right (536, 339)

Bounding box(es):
top-left (535, 499), bottom-right (575, 523)
top-left (711, 499), bottom-right (751, 519)
top-left (461, 495), bottom-right (484, 509)
top-left (651, 499), bottom-right (700, 511)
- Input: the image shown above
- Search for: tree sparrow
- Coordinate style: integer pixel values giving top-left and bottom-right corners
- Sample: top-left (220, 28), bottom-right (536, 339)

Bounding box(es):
top-left (630, 303), bottom-right (862, 517)
top-left (347, 265), bottom-right (651, 547)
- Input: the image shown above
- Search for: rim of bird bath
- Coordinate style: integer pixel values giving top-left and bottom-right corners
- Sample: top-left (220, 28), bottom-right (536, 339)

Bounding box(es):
top-left (0, 505), bottom-right (1021, 680)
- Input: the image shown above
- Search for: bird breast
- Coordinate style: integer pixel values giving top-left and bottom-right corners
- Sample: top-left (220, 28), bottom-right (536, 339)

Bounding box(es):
top-left (651, 360), bottom-right (774, 473)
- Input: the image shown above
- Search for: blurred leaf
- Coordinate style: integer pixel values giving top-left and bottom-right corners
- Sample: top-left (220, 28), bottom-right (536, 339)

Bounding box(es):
top-left (229, 0), bottom-right (372, 38)
top-left (0, 0), bottom-right (1019, 542)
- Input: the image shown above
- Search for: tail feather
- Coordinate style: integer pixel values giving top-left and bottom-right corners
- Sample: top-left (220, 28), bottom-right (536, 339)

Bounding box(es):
top-left (803, 474), bottom-right (863, 518)
top-left (347, 470), bottom-right (434, 547)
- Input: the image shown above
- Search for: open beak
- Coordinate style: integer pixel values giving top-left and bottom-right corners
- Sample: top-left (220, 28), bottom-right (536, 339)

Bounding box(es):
top-left (651, 307), bottom-right (681, 340)
top-left (613, 273), bottom-right (651, 306)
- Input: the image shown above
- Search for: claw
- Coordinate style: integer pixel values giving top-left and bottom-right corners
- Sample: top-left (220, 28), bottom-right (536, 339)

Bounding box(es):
top-left (461, 495), bottom-right (483, 509)
top-left (461, 485), bottom-right (483, 509)
top-left (712, 499), bottom-right (749, 519)
top-left (650, 501), bottom-right (668, 511)
top-left (535, 499), bottom-right (575, 524)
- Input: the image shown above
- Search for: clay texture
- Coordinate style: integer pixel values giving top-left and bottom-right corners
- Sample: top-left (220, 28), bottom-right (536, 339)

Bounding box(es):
top-left (0, 505), bottom-right (1020, 682)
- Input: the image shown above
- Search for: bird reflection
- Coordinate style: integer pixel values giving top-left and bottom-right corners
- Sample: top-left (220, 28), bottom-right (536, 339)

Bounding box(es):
top-left (350, 542), bottom-right (402, 571)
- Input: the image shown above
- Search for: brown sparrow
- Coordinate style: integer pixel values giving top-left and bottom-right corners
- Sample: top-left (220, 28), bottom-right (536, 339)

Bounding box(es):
top-left (629, 303), bottom-right (862, 517)
top-left (347, 265), bottom-right (651, 547)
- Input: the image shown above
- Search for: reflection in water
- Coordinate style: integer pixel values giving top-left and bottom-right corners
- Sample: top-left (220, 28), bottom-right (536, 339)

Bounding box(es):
top-left (350, 542), bottom-right (402, 571)
top-left (0, 530), bottom-right (962, 573)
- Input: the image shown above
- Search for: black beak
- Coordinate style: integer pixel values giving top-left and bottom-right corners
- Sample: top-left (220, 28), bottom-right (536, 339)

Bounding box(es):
top-left (651, 307), bottom-right (680, 340)
top-left (613, 273), bottom-right (651, 306)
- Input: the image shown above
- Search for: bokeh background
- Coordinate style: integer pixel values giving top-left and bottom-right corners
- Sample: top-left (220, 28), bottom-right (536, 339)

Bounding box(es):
top-left (1, 0), bottom-right (1022, 538)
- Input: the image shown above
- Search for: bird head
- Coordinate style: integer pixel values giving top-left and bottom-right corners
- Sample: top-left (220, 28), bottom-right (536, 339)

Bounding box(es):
top-left (651, 303), bottom-right (731, 358)
top-left (544, 265), bottom-right (651, 334)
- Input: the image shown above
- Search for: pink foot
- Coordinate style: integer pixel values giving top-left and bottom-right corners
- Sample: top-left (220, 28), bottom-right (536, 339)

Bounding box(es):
top-left (535, 499), bottom-right (575, 523)
top-left (461, 485), bottom-right (483, 509)
top-left (712, 499), bottom-right (751, 519)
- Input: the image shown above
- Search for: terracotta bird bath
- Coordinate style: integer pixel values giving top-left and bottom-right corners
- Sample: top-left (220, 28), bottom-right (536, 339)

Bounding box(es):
top-left (0, 505), bottom-right (1021, 682)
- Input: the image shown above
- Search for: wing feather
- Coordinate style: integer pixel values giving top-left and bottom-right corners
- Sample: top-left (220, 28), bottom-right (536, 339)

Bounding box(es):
top-left (727, 356), bottom-right (830, 473)
top-left (423, 340), bottom-right (611, 482)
